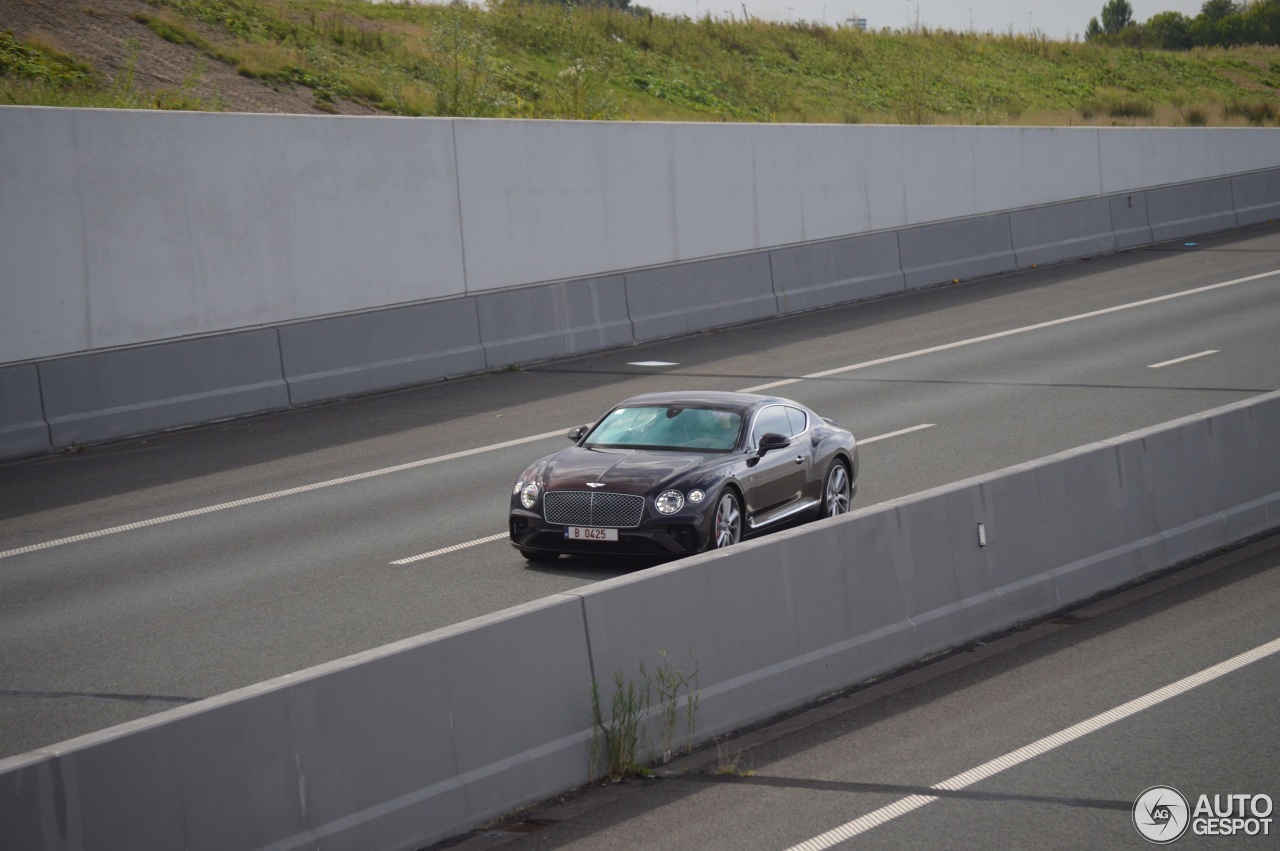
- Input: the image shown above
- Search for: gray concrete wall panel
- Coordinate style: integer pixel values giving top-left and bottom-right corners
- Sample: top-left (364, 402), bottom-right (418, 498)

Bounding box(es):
top-left (1, 108), bottom-right (465, 364)
top-left (1146, 178), bottom-right (1238, 242)
top-left (889, 490), bottom-right (971, 652)
top-left (771, 514), bottom-right (917, 699)
top-left (1109, 191), bottom-right (1154, 249)
top-left (902, 127), bottom-right (1104, 225)
top-left (970, 127), bottom-right (1106, 213)
top-left (1010, 198), bottom-right (1116, 267)
top-left (1096, 127), bottom-right (1279, 195)
top-left (667, 125), bottom-right (785, 260)
top-left (897, 214), bottom-right (1016, 288)
top-left (1232, 169), bottom-right (1280, 225)
top-left (37, 331), bottom-right (288, 446)
top-left (1143, 420), bottom-right (1229, 564)
top-left (759, 126), bottom-right (893, 239)
top-left (974, 463), bottom-right (1061, 620)
top-left (0, 109), bottom-right (90, 365)
top-left (0, 594), bottom-right (595, 851)
top-left (0, 365), bottom-right (49, 458)
top-left (578, 545), bottom-right (815, 741)
top-left (454, 121), bottom-right (689, 292)
top-left (770, 233), bottom-right (905, 314)
top-left (278, 300), bottom-right (485, 405)
top-left (476, 276), bottom-right (633, 368)
top-left (624, 254), bottom-right (778, 342)
top-left (1217, 397), bottom-right (1280, 537)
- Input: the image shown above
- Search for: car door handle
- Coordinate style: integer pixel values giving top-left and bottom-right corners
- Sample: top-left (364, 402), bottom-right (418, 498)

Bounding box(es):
top-left (794, 455), bottom-right (804, 465)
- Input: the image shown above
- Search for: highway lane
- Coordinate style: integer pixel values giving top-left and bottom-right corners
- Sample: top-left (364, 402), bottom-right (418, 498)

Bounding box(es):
top-left (1, 224), bottom-right (1278, 757)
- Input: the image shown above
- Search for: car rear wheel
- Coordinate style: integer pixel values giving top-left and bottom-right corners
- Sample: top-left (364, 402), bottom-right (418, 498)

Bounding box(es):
top-left (706, 490), bottom-right (742, 550)
top-left (821, 460), bottom-right (852, 518)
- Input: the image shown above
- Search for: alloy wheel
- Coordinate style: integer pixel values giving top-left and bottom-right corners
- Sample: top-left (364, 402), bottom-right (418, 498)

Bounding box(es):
top-left (823, 462), bottom-right (851, 517)
top-left (712, 491), bottom-right (742, 549)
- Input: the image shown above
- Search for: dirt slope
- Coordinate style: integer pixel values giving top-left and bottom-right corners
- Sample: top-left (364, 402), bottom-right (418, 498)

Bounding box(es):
top-left (1, 0), bottom-right (378, 114)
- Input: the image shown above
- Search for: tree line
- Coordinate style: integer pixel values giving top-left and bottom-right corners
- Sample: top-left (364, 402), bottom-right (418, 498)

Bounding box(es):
top-left (1086, 0), bottom-right (1280, 49)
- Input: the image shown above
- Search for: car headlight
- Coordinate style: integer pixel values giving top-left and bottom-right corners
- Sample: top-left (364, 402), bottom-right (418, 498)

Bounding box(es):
top-left (688, 489), bottom-right (706, 504)
top-left (520, 482), bottom-right (541, 509)
top-left (655, 490), bottom-right (685, 515)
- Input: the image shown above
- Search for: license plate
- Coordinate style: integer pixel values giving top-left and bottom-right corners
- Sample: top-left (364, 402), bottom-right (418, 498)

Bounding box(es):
top-left (564, 526), bottom-right (618, 542)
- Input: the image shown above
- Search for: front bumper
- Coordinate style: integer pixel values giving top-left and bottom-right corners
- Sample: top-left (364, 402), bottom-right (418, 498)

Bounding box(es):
top-left (509, 507), bottom-right (705, 556)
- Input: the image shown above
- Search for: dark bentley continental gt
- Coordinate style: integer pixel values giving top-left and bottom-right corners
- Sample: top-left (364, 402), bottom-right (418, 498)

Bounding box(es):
top-left (509, 391), bottom-right (858, 561)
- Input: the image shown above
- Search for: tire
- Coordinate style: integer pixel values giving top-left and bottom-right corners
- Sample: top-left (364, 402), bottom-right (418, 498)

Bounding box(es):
top-left (821, 460), bottom-right (852, 518)
top-left (523, 550), bottom-right (560, 563)
top-left (705, 489), bottom-right (742, 551)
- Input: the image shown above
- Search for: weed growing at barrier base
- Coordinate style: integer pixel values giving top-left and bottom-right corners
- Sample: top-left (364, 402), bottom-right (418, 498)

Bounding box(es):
top-left (590, 651), bottom-right (700, 781)
top-left (590, 671), bottom-right (647, 780)
top-left (714, 736), bottom-right (754, 777)
top-left (651, 650), bottom-right (699, 765)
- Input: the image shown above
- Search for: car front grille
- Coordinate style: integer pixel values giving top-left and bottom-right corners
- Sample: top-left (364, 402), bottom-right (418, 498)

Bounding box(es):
top-left (543, 491), bottom-right (645, 528)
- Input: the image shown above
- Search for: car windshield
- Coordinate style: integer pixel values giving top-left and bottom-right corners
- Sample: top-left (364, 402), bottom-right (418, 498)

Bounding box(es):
top-left (585, 406), bottom-right (743, 452)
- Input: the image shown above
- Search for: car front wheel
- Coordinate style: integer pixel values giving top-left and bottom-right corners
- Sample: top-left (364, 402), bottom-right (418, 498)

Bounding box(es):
top-left (821, 460), bottom-right (852, 518)
top-left (706, 490), bottom-right (742, 550)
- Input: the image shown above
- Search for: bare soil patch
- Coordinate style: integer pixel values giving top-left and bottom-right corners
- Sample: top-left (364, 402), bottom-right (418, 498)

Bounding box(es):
top-left (1, 0), bottom-right (378, 114)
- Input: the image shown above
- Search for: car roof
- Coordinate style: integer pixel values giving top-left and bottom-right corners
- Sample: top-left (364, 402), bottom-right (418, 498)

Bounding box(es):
top-left (613, 390), bottom-right (792, 413)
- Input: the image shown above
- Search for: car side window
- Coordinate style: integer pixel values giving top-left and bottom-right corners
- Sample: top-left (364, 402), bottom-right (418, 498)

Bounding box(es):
top-left (785, 406), bottom-right (808, 436)
top-left (751, 405), bottom-right (793, 446)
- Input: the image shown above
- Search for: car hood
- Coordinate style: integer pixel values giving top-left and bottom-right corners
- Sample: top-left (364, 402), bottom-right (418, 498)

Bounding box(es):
top-left (540, 446), bottom-right (714, 495)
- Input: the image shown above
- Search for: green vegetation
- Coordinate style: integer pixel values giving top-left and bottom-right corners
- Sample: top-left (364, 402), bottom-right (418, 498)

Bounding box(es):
top-left (590, 651), bottom-right (700, 781)
top-left (1087, 0), bottom-right (1280, 51)
top-left (2, 0), bottom-right (1279, 124)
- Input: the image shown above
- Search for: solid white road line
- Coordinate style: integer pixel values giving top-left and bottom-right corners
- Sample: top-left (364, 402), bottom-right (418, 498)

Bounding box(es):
top-left (785, 635), bottom-right (1280, 851)
top-left (739, 269), bottom-right (1278, 394)
top-left (0, 429), bottom-right (570, 561)
top-left (389, 424), bottom-right (936, 564)
top-left (1148, 350), bottom-right (1219, 369)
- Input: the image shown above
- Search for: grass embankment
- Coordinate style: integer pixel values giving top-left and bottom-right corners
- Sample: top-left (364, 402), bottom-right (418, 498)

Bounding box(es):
top-left (3, 0), bottom-right (1279, 124)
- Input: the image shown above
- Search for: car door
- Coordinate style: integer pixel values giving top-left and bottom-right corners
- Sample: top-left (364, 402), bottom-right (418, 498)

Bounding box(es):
top-left (743, 404), bottom-right (811, 524)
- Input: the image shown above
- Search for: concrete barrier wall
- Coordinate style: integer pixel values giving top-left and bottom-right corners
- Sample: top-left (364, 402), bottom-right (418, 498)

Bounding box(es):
top-left (0, 109), bottom-right (466, 365)
top-left (5, 107), bottom-right (1280, 367)
top-left (3, 105), bottom-right (1279, 459)
top-left (3, 391), bottom-right (1277, 851)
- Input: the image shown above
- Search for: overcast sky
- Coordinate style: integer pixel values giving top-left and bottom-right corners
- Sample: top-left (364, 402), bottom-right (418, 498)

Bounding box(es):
top-left (638, 0), bottom-right (1211, 40)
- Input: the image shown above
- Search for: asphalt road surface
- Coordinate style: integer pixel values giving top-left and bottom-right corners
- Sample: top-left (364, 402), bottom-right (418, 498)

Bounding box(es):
top-left (2, 223), bottom-right (1278, 761)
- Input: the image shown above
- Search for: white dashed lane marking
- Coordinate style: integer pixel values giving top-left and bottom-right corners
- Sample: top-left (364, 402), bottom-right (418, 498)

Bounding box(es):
top-left (1148, 350), bottom-right (1219, 369)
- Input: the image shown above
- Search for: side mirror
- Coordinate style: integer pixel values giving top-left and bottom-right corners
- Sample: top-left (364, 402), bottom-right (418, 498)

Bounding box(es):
top-left (757, 432), bottom-right (790, 456)
top-left (567, 425), bottom-right (590, 442)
